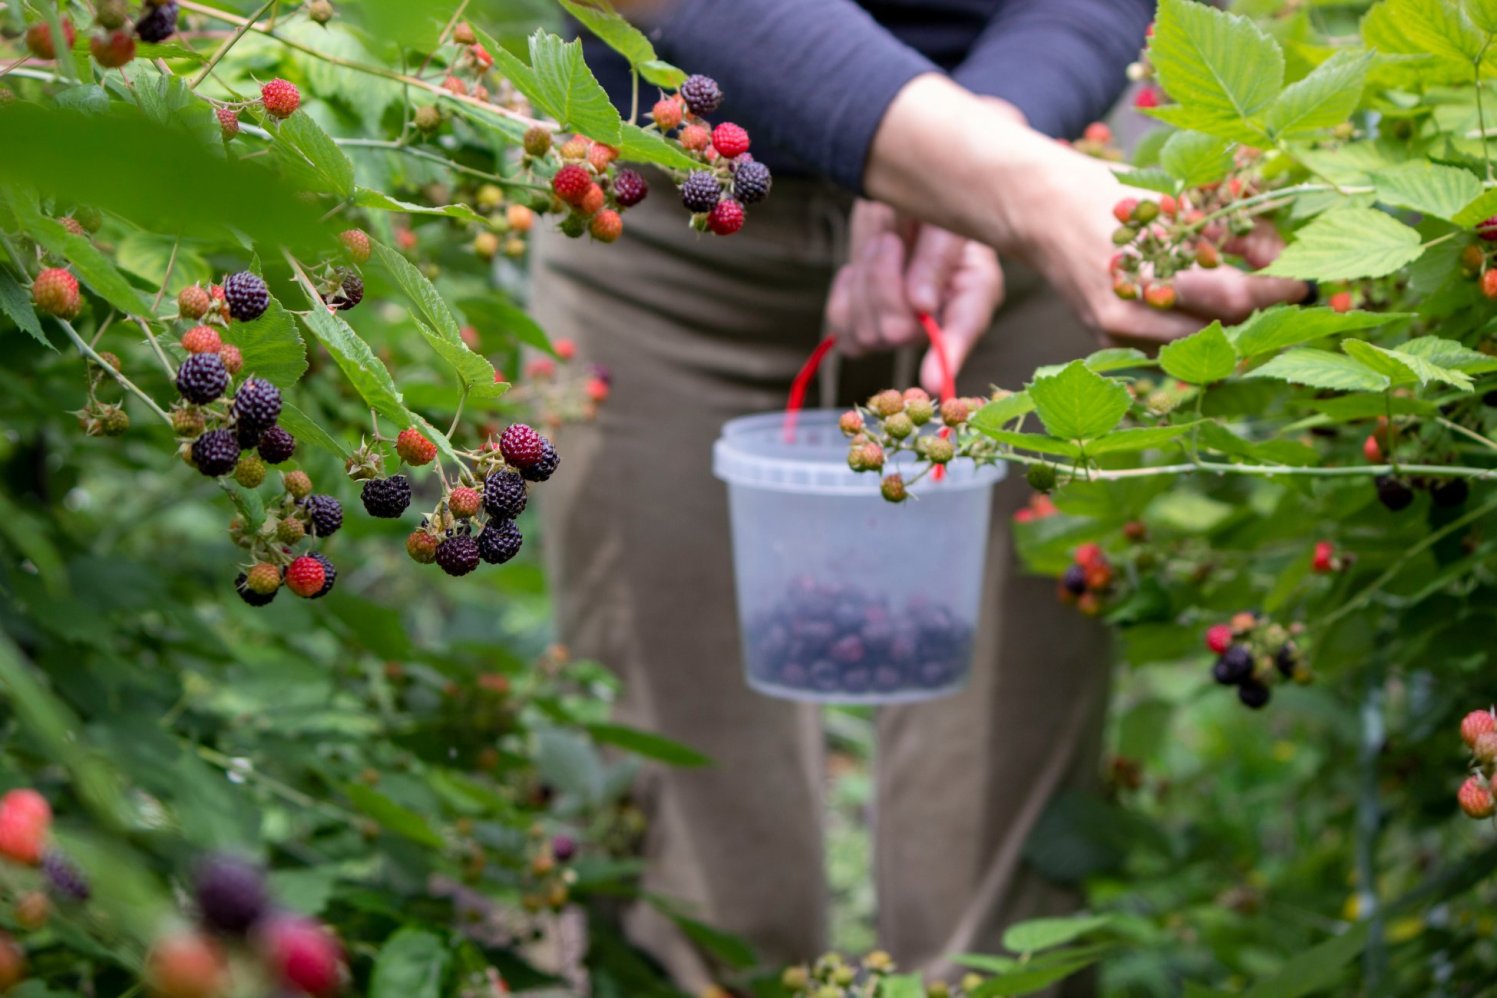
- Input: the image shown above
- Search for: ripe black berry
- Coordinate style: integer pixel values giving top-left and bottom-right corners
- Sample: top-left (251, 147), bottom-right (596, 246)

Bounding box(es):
top-left (680, 171), bottom-right (722, 213)
top-left (1212, 645), bottom-right (1253, 685)
top-left (176, 352), bottom-right (229, 404)
top-left (223, 271), bottom-right (270, 322)
top-left (257, 426), bottom-right (297, 464)
top-left (483, 470), bottom-right (528, 519)
top-left (1275, 643), bottom-right (1298, 679)
top-left (435, 534), bottom-right (481, 576)
top-left (1432, 477), bottom-right (1470, 508)
top-left (42, 850), bottom-right (90, 901)
top-left (361, 475), bottom-right (412, 518)
top-left (234, 572), bottom-right (276, 606)
top-left (1237, 681), bottom-right (1271, 709)
top-left (732, 159), bottom-right (772, 205)
top-left (325, 273), bottom-right (363, 311)
top-left (1061, 564), bottom-right (1087, 596)
top-left (1375, 475), bottom-right (1414, 511)
top-left (499, 423), bottom-right (545, 469)
top-left (194, 855), bottom-right (269, 935)
top-left (236, 421), bottom-right (263, 448)
top-left (477, 519), bottom-right (523, 564)
top-left (308, 551), bottom-right (336, 598)
top-left (679, 74), bottom-right (722, 115)
top-left (612, 169), bottom-right (648, 208)
top-left (134, 0), bottom-right (177, 42)
top-left (520, 439), bottom-right (560, 483)
top-left (303, 494), bottom-right (343, 537)
top-left (191, 429), bottom-right (240, 477)
top-left (232, 377), bottom-right (282, 433)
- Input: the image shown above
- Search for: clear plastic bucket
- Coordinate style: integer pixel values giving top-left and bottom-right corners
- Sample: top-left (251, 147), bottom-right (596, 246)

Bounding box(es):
top-left (713, 410), bottom-right (1005, 704)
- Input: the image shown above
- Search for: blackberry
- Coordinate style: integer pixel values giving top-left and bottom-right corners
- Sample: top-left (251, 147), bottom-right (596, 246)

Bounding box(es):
top-left (257, 426), bottom-right (297, 464)
top-left (41, 850), bottom-right (90, 901)
top-left (1237, 681), bottom-right (1271, 709)
top-left (191, 429), bottom-right (240, 477)
top-left (680, 170), bottom-right (722, 213)
top-left (134, 0), bottom-right (177, 42)
top-left (679, 74), bottom-right (722, 115)
top-left (193, 855), bottom-right (269, 936)
top-left (521, 439), bottom-right (560, 483)
top-left (232, 378), bottom-right (282, 433)
top-left (477, 519), bottom-right (523, 564)
top-left (308, 551), bottom-right (336, 598)
top-left (236, 420), bottom-right (263, 449)
top-left (1275, 643), bottom-right (1298, 679)
top-left (235, 572), bottom-right (277, 606)
top-left (1060, 564), bottom-right (1087, 596)
top-left (483, 470), bottom-right (528, 519)
top-left (1375, 475), bottom-right (1414, 512)
top-left (176, 352), bottom-right (229, 404)
top-left (1432, 477), bottom-right (1470, 508)
top-left (732, 159), bottom-right (772, 205)
top-left (361, 475), bottom-right (412, 518)
top-left (324, 273), bottom-right (363, 311)
top-left (303, 494), bottom-right (343, 537)
top-left (499, 423), bottom-right (545, 469)
top-left (223, 271), bottom-right (270, 322)
top-left (1212, 645), bottom-right (1253, 685)
top-left (551, 835), bottom-right (577, 862)
top-left (612, 169), bottom-right (648, 208)
top-left (435, 534), bottom-right (481, 576)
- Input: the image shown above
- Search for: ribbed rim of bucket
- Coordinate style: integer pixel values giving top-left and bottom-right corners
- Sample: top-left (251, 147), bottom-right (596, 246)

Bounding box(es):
top-left (713, 409), bottom-right (1005, 494)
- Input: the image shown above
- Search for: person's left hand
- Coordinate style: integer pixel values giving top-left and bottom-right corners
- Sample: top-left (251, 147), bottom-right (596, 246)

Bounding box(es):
top-left (824, 199), bottom-right (1005, 396)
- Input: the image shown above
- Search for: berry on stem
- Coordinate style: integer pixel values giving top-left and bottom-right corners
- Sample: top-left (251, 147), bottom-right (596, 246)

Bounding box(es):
top-left (706, 199), bottom-right (745, 236)
top-left (477, 519), bottom-right (523, 564)
top-left (191, 429), bottom-right (240, 477)
top-left (32, 268), bottom-right (80, 318)
top-left (680, 171), bottom-right (722, 213)
top-left (396, 427), bottom-right (437, 466)
top-left (499, 424), bottom-right (545, 469)
top-left (552, 164), bottom-right (592, 206)
top-left (483, 470), bottom-right (528, 519)
top-left (435, 534), bottom-right (481, 576)
top-left (258, 426), bottom-right (297, 464)
top-left (711, 122), bottom-right (750, 158)
top-left (339, 229), bottom-right (371, 264)
top-left (651, 96), bottom-right (683, 130)
top-left (260, 78), bottom-right (301, 118)
top-left (215, 106), bottom-right (240, 139)
top-left (1460, 775), bottom-right (1496, 818)
top-left (303, 494), bottom-right (343, 537)
top-left (25, 19), bottom-right (75, 59)
top-left (612, 169), bottom-right (648, 208)
top-left (361, 475), bottom-right (412, 518)
top-left (193, 854), bottom-right (269, 935)
top-left (679, 74), bottom-right (722, 115)
top-left (147, 932), bottom-right (226, 998)
top-left (732, 159), bottom-right (772, 205)
top-left (285, 555), bottom-right (327, 598)
top-left (1461, 709), bottom-right (1496, 748)
top-left (222, 271), bottom-right (270, 322)
top-left (135, 1), bottom-right (178, 42)
top-left (263, 916), bottom-right (342, 996)
top-left (1205, 624), bottom-right (1233, 655)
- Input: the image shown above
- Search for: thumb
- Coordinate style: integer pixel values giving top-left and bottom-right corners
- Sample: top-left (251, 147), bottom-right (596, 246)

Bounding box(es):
top-left (904, 226), bottom-right (968, 317)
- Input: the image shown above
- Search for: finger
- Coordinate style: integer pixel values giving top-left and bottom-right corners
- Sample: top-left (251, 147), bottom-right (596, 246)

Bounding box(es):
top-left (825, 265), bottom-right (858, 353)
top-left (1222, 217), bottom-right (1286, 271)
top-left (1171, 267), bottom-right (1307, 324)
top-left (920, 248), bottom-right (1004, 394)
top-left (904, 227), bottom-right (969, 316)
top-left (865, 231), bottom-right (922, 351)
top-left (849, 199), bottom-right (897, 252)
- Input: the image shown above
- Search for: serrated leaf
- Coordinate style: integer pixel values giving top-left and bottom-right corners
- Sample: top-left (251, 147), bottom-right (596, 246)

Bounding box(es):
top-left (1145, 104), bottom-right (1268, 145)
top-left (1111, 168), bottom-right (1181, 196)
top-left (1150, 0), bottom-right (1282, 127)
top-left (618, 123), bottom-right (699, 170)
top-left (1400, 335), bottom-right (1497, 371)
top-left (1453, 186), bottom-right (1497, 227)
top-left (297, 307), bottom-right (406, 423)
top-left (1027, 361), bottom-right (1132, 441)
top-left (1159, 322), bottom-right (1238, 383)
top-left (371, 240), bottom-right (498, 394)
top-left (494, 31), bottom-right (622, 144)
top-left (1230, 305), bottom-right (1408, 355)
top-left (1033, 348), bottom-right (1154, 380)
top-left (224, 298), bottom-right (306, 388)
top-left (558, 0), bottom-right (653, 66)
top-left (353, 188), bottom-right (489, 226)
top-left (0, 268), bottom-right (49, 348)
top-left (1361, 0), bottom-right (1485, 69)
top-left (270, 113), bottom-right (355, 199)
top-left (1085, 423), bottom-right (1199, 456)
top-left (1373, 161), bottom-right (1483, 221)
top-left (114, 234), bottom-right (211, 295)
top-left (277, 400), bottom-right (349, 458)
top-left (1263, 50), bottom-right (1373, 137)
top-left (415, 320), bottom-right (505, 399)
top-left (1469, 0), bottom-right (1497, 34)
top-left (6, 189), bottom-right (152, 316)
top-left (1003, 914), bottom-right (1115, 954)
top-left (371, 927), bottom-right (447, 998)
top-left (1344, 339), bottom-right (1474, 388)
top-left (1260, 207), bottom-right (1424, 280)
top-left (971, 392), bottom-right (1035, 434)
top-left (344, 784), bottom-right (444, 847)
top-left (639, 59), bottom-right (686, 88)
top-left (1245, 348), bottom-right (1390, 391)
top-left (980, 430), bottom-right (1081, 459)
top-left (1158, 131), bottom-right (1234, 187)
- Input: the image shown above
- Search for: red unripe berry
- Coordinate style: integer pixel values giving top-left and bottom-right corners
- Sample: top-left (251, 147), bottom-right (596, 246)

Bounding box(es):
top-left (148, 932), bottom-right (226, 998)
top-left (578, 183), bottom-right (606, 218)
top-left (263, 916), bottom-right (342, 995)
top-left (1362, 434), bottom-right (1383, 463)
top-left (679, 123), bottom-right (710, 151)
top-left (260, 78), bottom-right (301, 119)
top-left (0, 797), bottom-right (49, 866)
top-left (215, 106), bottom-right (240, 139)
top-left (1112, 279), bottom-right (1138, 301)
top-left (1074, 543), bottom-right (1105, 568)
top-left (651, 97), bottom-right (683, 131)
top-left (1460, 776), bottom-right (1496, 819)
top-left (1482, 269), bottom-right (1497, 300)
top-left (1082, 121), bottom-right (1112, 145)
top-left (551, 163), bottom-right (592, 206)
top-left (339, 228), bottom-right (371, 264)
top-left (181, 325), bottom-right (223, 354)
top-left (1112, 198), bottom-right (1138, 224)
top-left (219, 344), bottom-right (244, 376)
top-left (396, 427), bottom-right (437, 466)
top-left (178, 284), bottom-right (212, 319)
top-left (1194, 242), bottom-right (1220, 268)
top-left (1461, 709), bottom-right (1497, 748)
top-left (441, 74), bottom-right (468, 96)
top-left (1311, 540), bottom-right (1336, 574)
top-left (470, 43), bottom-right (493, 69)
top-left (1478, 216), bottom-right (1497, 241)
top-left (1143, 283), bottom-right (1176, 310)
top-left (1158, 194), bottom-right (1179, 216)
top-left (586, 142), bottom-right (618, 171)
top-left (31, 268), bottom-right (80, 318)
top-left (1205, 624), bottom-right (1233, 655)
top-left (25, 19), bottom-right (74, 60)
top-left (284, 556), bottom-right (326, 598)
top-left (553, 338), bottom-right (576, 361)
top-left (585, 376), bottom-right (609, 402)
top-left (705, 198), bottom-right (745, 236)
top-left (1476, 731), bottom-right (1497, 767)
top-left (90, 29), bottom-right (136, 68)
top-left (1328, 290), bottom-right (1353, 313)
top-left (711, 122), bottom-right (750, 158)
top-left (1134, 86), bottom-right (1161, 109)
top-left (448, 486), bottom-right (481, 518)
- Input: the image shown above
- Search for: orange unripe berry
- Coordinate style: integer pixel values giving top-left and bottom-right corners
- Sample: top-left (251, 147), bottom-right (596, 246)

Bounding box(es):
top-left (1461, 709), bottom-right (1497, 748)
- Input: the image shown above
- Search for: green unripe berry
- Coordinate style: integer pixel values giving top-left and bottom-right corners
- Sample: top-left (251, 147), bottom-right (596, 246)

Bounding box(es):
top-left (1131, 199), bottom-right (1159, 223)
top-left (781, 967), bottom-right (809, 990)
top-left (905, 397), bottom-right (934, 425)
top-left (832, 966), bottom-right (855, 987)
top-left (1026, 462), bottom-right (1057, 492)
top-left (881, 474), bottom-right (907, 503)
top-left (523, 125), bottom-right (552, 157)
top-left (884, 412), bottom-right (914, 439)
top-left (924, 436), bottom-right (954, 464)
top-left (234, 454), bottom-right (266, 488)
top-left (276, 516), bottom-right (306, 544)
top-left (414, 104), bottom-right (442, 132)
top-left (869, 389), bottom-right (904, 418)
top-left (1112, 225), bottom-right (1138, 245)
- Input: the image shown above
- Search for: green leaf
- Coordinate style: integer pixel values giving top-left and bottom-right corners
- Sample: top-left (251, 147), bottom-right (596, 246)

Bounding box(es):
top-left (226, 298), bottom-right (307, 388)
top-left (971, 392), bottom-right (1035, 433)
top-left (981, 430), bottom-right (1082, 459)
top-left (1145, 104), bottom-right (1266, 145)
top-left (950, 955), bottom-right (1020, 974)
top-left (618, 123), bottom-right (700, 171)
top-left (1260, 207), bottom-right (1424, 280)
top-left (1085, 423), bottom-right (1199, 456)
top-left (1159, 321), bottom-right (1238, 384)
top-left (371, 927), bottom-right (448, 998)
top-left (1230, 305), bottom-right (1409, 356)
top-left (1344, 339), bottom-right (1474, 389)
top-left (557, 0), bottom-right (654, 67)
top-left (344, 784), bottom-right (444, 848)
top-left (877, 975), bottom-right (927, 998)
top-left (270, 112), bottom-right (356, 199)
top-left (586, 722), bottom-right (709, 767)
top-left (1111, 167), bottom-right (1181, 196)
top-left (1245, 348), bottom-right (1390, 392)
top-left (1027, 361), bottom-right (1132, 441)
top-left (1469, 0), bottom-right (1497, 34)
top-left (114, 234), bottom-right (211, 294)
top-left (970, 948), bottom-right (1108, 998)
top-left (639, 59), bottom-right (687, 89)
top-left (458, 294), bottom-right (554, 354)
top-left (493, 31), bottom-right (622, 144)
top-left (1158, 130), bottom-right (1234, 187)
top-left (1003, 914), bottom-right (1115, 954)
top-left (1241, 923), bottom-right (1369, 998)
top-left (1361, 0), bottom-right (1485, 68)
top-left (277, 400), bottom-right (350, 458)
top-left (0, 268), bottom-right (49, 348)
top-left (1149, 0), bottom-right (1282, 130)
top-left (1263, 50), bottom-right (1372, 138)
top-left (1373, 161), bottom-right (1483, 221)
top-left (1400, 335), bottom-right (1497, 371)
top-left (297, 307), bottom-right (406, 423)
top-left (6, 189), bottom-right (152, 316)
top-left (1454, 186), bottom-right (1497, 228)
top-left (371, 241), bottom-right (498, 395)
top-left (353, 188), bottom-right (489, 226)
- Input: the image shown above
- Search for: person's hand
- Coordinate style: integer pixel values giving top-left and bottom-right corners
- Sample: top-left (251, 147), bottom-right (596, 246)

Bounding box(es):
top-left (823, 201), bottom-right (1004, 395)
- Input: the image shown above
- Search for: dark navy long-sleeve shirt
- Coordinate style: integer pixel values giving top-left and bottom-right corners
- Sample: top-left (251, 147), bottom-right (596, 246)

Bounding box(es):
top-left (584, 0), bottom-right (1155, 192)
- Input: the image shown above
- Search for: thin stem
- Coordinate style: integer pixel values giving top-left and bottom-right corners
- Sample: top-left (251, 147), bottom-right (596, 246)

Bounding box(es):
top-left (1478, 47), bottom-right (1494, 184)
top-left (58, 320), bottom-right (174, 425)
top-left (151, 240), bottom-right (179, 312)
top-left (135, 316), bottom-right (177, 380)
top-left (629, 68), bottom-right (639, 125)
top-left (416, 0), bottom-right (471, 79)
top-left (336, 138), bottom-right (547, 190)
top-left (1438, 416), bottom-right (1497, 453)
top-left (447, 385), bottom-right (469, 438)
top-left (188, 0), bottom-right (277, 89)
top-left (989, 451), bottom-right (1497, 482)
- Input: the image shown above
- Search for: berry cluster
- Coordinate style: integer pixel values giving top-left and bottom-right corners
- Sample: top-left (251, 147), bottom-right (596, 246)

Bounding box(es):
top-left (147, 854), bottom-right (343, 997)
top-left (648, 75), bottom-right (772, 236)
top-left (23, 0), bottom-right (179, 71)
top-left (1204, 612), bottom-right (1309, 710)
top-left (780, 951), bottom-right (988, 998)
top-left (210, 77), bottom-right (302, 142)
top-left (518, 825), bottom-right (580, 913)
top-left (1361, 414), bottom-right (1473, 511)
top-left (1459, 709), bottom-right (1497, 820)
top-left (1057, 543), bottom-right (1114, 617)
top-left (745, 579), bottom-right (975, 699)
top-left (839, 388), bottom-right (999, 501)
